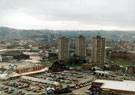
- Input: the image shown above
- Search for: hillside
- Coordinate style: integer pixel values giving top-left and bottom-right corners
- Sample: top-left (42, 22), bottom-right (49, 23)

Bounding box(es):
top-left (0, 27), bottom-right (135, 41)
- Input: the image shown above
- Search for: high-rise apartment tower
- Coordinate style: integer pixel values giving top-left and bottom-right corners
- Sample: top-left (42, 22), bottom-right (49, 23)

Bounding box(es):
top-left (58, 37), bottom-right (69, 60)
top-left (91, 36), bottom-right (106, 64)
top-left (76, 35), bottom-right (86, 57)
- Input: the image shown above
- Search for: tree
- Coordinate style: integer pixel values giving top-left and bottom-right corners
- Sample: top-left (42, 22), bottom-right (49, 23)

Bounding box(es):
top-left (0, 66), bottom-right (7, 74)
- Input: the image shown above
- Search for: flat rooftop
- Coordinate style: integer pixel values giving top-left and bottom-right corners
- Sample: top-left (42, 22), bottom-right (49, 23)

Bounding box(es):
top-left (94, 79), bottom-right (135, 92)
top-left (94, 70), bottom-right (109, 74)
top-left (21, 76), bottom-right (59, 86)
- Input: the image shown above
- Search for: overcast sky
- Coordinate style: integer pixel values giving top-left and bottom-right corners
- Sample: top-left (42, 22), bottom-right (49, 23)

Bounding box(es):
top-left (0, 0), bottom-right (134, 30)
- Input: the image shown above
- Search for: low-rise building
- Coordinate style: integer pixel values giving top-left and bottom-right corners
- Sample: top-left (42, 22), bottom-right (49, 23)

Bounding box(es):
top-left (49, 61), bottom-right (68, 72)
top-left (90, 79), bottom-right (135, 94)
top-left (1, 51), bottom-right (29, 61)
top-left (23, 52), bottom-right (42, 61)
top-left (82, 64), bottom-right (92, 70)
top-left (110, 50), bottom-right (135, 61)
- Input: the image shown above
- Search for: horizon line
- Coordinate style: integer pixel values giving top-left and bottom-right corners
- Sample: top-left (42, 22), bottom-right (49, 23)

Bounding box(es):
top-left (0, 26), bottom-right (135, 31)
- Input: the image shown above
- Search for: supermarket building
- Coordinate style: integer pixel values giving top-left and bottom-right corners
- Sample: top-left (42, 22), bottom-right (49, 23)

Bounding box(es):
top-left (90, 79), bottom-right (135, 95)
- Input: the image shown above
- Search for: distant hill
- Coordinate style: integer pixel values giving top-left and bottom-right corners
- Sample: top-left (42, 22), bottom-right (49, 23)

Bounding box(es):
top-left (0, 27), bottom-right (135, 41)
top-left (0, 27), bottom-right (50, 41)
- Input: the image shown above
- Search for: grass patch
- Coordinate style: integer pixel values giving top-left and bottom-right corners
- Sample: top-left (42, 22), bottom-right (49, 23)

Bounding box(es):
top-left (66, 63), bottom-right (82, 67)
top-left (106, 56), bottom-right (111, 60)
top-left (41, 59), bottom-right (54, 63)
top-left (112, 58), bottom-right (134, 66)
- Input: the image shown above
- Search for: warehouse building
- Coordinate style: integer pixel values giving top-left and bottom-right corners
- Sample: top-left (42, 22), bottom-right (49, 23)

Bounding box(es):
top-left (90, 79), bottom-right (135, 95)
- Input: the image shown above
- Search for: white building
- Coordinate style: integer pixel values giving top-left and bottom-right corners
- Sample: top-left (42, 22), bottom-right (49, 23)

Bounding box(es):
top-left (23, 52), bottom-right (42, 61)
top-left (90, 79), bottom-right (135, 94)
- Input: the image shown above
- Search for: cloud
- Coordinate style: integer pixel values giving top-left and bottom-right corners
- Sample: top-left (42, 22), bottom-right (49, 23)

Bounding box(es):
top-left (0, 0), bottom-right (134, 30)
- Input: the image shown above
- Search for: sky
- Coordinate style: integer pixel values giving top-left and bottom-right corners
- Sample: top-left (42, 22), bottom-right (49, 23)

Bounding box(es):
top-left (0, 0), bottom-right (135, 30)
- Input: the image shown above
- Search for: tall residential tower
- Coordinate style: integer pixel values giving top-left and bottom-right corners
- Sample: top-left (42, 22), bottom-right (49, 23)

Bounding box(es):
top-left (91, 36), bottom-right (106, 65)
top-left (76, 35), bottom-right (86, 57)
top-left (58, 37), bottom-right (69, 60)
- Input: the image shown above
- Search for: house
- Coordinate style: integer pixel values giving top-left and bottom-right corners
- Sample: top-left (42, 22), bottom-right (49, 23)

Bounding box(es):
top-left (110, 64), bottom-right (120, 71)
top-left (82, 63), bottom-right (92, 70)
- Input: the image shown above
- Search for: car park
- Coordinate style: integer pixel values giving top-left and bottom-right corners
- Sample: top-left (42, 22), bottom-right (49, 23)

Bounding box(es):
top-left (17, 90), bottom-right (25, 95)
top-left (9, 88), bottom-right (14, 91)
top-left (0, 69), bottom-right (95, 95)
top-left (18, 85), bottom-right (24, 89)
top-left (26, 87), bottom-right (32, 91)
top-left (7, 90), bottom-right (13, 94)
